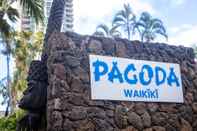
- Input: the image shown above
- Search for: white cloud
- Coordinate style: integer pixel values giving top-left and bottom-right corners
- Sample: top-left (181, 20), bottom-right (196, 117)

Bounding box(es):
top-left (168, 24), bottom-right (197, 47)
top-left (73, 0), bottom-right (156, 35)
top-left (169, 24), bottom-right (193, 34)
top-left (168, 0), bottom-right (186, 6)
top-left (73, 0), bottom-right (196, 48)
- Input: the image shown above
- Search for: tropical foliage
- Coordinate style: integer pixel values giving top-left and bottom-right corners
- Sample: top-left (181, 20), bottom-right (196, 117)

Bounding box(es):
top-left (94, 4), bottom-right (168, 42)
top-left (0, 109), bottom-right (26, 131)
top-left (0, 0), bottom-right (43, 40)
top-left (112, 3), bottom-right (136, 40)
top-left (0, 0), bottom-right (19, 39)
top-left (192, 44), bottom-right (197, 58)
top-left (0, 0), bottom-right (44, 115)
top-left (134, 12), bottom-right (168, 42)
top-left (0, 113), bottom-right (16, 131)
top-left (0, 0), bottom-right (19, 114)
top-left (0, 1), bottom-right (169, 130)
top-left (0, 31), bottom-right (43, 115)
top-left (0, 0), bottom-right (44, 24)
top-left (93, 24), bottom-right (121, 38)
top-left (12, 31), bottom-right (43, 109)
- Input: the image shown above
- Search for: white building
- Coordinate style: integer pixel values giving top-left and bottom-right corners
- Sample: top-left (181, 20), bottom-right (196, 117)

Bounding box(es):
top-left (17, 2), bottom-right (42, 32)
top-left (44, 0), bottom-right (74, 32)
top-left (20, 12), bottom-right (36, 32)
top-left (18, 0), bottom-right (74, 32)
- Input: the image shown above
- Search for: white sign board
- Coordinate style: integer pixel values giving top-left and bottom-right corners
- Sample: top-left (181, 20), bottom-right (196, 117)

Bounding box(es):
top-left (89, 55), bottom-right (183, 103)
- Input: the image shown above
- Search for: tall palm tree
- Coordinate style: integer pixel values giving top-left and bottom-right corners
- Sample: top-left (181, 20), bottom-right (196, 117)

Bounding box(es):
top-left (0, 0), bottom-right (43, 115)
top-left (134, 12), bottom-right (168, 42)
top-left (0, 0), bottom-right (19, 41)
top-left (11, 31), bottom-right (43, 109)
top-left (42, 0), bottom-right (66, 62)
top-left (0, 0), bottom-right (19, 114)
top-left (112, 3), bottom-right (136, 40)
top-left (0, 0), bottom-right (44, 24)
top-left (192, 44), bottom-right (197, 58)
top-left (93, 24), bottom-right (121, 38)
top-left (1, 39), bottom-right (13, 116)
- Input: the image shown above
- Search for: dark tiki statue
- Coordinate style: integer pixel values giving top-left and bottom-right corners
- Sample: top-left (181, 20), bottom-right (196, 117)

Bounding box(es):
top-left (17, 0), bottom-right (66, 130)
top-left (17, 61), bottom-right (47, 131)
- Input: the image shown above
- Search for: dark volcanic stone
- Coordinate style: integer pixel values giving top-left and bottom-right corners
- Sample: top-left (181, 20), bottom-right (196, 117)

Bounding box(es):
top-left (68, 107), bottom-right (87, 121)
top-left (65, 55), bottom-right (80, 68)
top-left (46, 32), bottom-right (197, 131)
top-left (141, 111), bottom-right (151, 128)
top-left (114, 106), bottom-right (128, 129)
top-left (128, 111), bottom-right (143, 130)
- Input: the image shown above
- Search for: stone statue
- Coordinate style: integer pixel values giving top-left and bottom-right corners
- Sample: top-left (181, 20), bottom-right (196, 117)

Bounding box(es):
top-left (17, 0), bottom-right (67, 130)
top-left (17, 61), bottom-right (47, 131)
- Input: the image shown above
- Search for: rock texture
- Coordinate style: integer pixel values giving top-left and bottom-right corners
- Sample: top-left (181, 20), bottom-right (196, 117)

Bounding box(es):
top-left (17, 60), bottom-right (47, 131)
top-left (47, 32), bottom-right (197, 131)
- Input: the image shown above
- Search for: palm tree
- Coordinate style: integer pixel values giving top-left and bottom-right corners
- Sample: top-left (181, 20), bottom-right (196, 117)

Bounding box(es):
top-left (0, 77), bottom-right (9, 116)
top-left (134, 12), bottom-right (168, 42)
top-left (0, 0), bottom-right (19, 46)
top-left (0, 0), bottom-right (44, 24)
top-left (93, 24), bottom-right (121, 38)
top-left (192, 44), bottom-right (197, 58)
top-left (112, 3), bottom-right (136, 40)
top-left (11, 31), bottom-right (43, 110)
top-left (1, 39), bottom-right (13, 116)
top-left (42, 0), bottom-right (66, 61)
top-left (0, 0), bottom-right (19, 114)
top-left (0, 0), bottom-right (43, 115)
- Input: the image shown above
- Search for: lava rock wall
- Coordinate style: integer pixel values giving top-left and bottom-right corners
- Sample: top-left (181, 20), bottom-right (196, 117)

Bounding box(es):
top-left (47, 32), bottom-right (197, 131)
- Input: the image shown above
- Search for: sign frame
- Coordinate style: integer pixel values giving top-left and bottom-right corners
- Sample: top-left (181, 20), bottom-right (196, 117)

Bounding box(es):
top-left (89, 54), bottom-right (184, 103)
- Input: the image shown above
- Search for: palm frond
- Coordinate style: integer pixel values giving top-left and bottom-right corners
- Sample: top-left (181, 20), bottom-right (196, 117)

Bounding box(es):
top-left (111, 24), bottom-right (120, 31)
top-left (0, 77), bottom-right (7, 85)
top-left (136, 11), bottom-right (168, 42)
top-left (96, 24), bottom-right (110, 36)
top-left (116, 10), bottom-right (127, 19)
top-left (93, 31), bottom-right (105, 37)
top-left (111, 30), bottom-right (121, 38)
top-left (152, 22), bottom-right (166, 33)
top-left (123, 3), bottom-right (133, 17)
top-left (112, 16), bottom-right (126, 26)
top-left (134, 22), bottom-right (146, 29)
top-left (19, 0), bottom-right (44, 24)
top-left (133, 22), bottom-right (143, 35)
top-left (155, 30), bottom-right (168, 40)
top-left (140, 12), bottom-right (151, 21)
top-left (0, 19), bottom-right (12, 39)
top-left (129, 15), bottom-right (136, 22)
top-left (152, 18), bottom-right (163, 25)
top-left (112, 3), bottom-right (136, 40)
top-left (7, 7), bottom-right (19, 22)
top-left (110, 24), bottom-right (121, 37)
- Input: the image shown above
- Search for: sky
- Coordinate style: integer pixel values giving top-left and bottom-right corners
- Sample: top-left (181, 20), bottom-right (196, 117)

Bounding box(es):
top-left (73, 0), bottom-right (197, 47)
top-left (0, 0), bottom-right (197, 110)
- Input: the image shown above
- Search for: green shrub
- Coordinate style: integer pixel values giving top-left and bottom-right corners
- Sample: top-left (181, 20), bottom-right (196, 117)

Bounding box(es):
top-left (0, 113), bottom-right (16, 131)
top-left (0, 109), bottom-right (26, 131)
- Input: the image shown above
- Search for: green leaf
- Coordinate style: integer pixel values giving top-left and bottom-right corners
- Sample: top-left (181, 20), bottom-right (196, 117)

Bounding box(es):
top-left (18, 0), bottom-right (44, 24)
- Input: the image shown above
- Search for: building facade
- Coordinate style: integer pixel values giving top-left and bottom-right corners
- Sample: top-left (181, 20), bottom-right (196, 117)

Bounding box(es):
top-left (20, 11), bottom-right (36, 32)
top-left (44, 0), bottom-right (74, 32)
top-left (18, 0), bottom-right (74, 32)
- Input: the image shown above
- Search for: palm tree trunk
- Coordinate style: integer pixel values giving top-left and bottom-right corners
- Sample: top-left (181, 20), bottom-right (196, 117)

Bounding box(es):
top-left (44, 0), bottom-right (66, 44)
top-left (0, 11), bottom-right (4, 20)
top-left (141, 35), bottom-right (143, 42)
top-left (5, 101), bottom-right (9, 116)
top-left (42, 0), bottom-right (66, 62)
top-left (127, 23), bottom-right (130, 40)
top-left (128, 28), bottom-right (130, 40)
top-left (141, 32), bottom-right (145, 42)
top-left (5, 53), bottom-right (13, 115)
